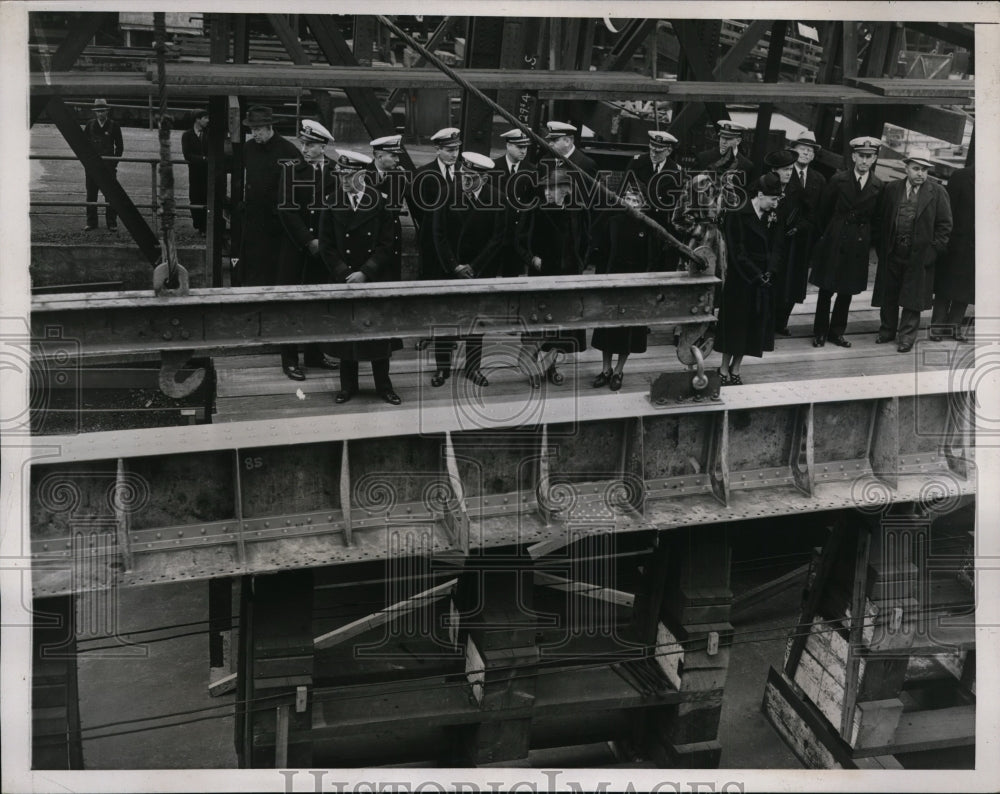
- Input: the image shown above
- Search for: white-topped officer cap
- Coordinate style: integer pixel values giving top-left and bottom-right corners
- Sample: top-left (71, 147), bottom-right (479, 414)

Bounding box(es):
top-left (430, 128), bottom-right (462, 148)
top-left (299, 119), bottom-right (335, 144)
top-left (460, 152), bottom-right (495, 172)
top-left (335, 149), bottom-right (373, 170)
top-left (545, 121), bottom-right (577, 139)
top-left (648, 130), bottom-right (678, 148)
top-left (370, 134), bottom-right (404, 153)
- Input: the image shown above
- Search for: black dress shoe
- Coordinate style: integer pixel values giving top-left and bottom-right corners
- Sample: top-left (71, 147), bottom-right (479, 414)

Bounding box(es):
top-left (305, 355), bottom-right (339, 370)
top-left (875, 333), bottom-right (896, 344)
top-left (334, 389), bottom-right (357, 404)
top-left (430, 368), bottom-right (449, 387)
top-left (777, 326), bottom-right (791, 336)
top-left (546, 365), bottom-right (565, 386)
top-left (282, 365), bottom-right (306, 381)
top-left (812, 335), bottom-right (826, 347)
top-left (592, 369), bottom-right (612, 388)
top-left (609, 372), bottom-right (624, 392)
top-left (828, 335), bottom-right (852, 348)
top-left (465, 369), bottom-right (489, 387)
top-left (897, 343), bottom-right (913, 353)
top-left (927, 330), bottom-right (944, 342)
top-left (378, 389), bottom-right (402, 406)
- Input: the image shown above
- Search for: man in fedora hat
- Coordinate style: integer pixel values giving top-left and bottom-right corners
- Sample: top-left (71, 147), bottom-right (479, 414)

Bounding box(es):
top-left (83, 98), bottom-right (124, 232)
top-left (774, 131), bottom-right (827, 333)
top-left (237, 105), bottom-right (302, 289)
top-left (809, 136), bottom-right (885, 348)
top-left (872, 149), bottom-right (952, 353)
top-left (274, 119), bottom-right (341, 381)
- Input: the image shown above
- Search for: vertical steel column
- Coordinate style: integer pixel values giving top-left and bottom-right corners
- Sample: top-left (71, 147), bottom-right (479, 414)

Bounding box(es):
top-left (751, 21), bottom-right (788, 169)
top-left (460, 17), bottom-right (506, 155)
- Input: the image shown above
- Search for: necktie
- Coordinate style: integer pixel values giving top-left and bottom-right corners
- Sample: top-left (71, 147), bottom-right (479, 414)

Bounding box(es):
top-left (447, 165), bottom-right (454, 181)
top-left (511, 163), bottom-right (517, 174)
top-left (799, 168), bottom-right (806, 187)
top-left (856, 176), bottom-right (863, 192)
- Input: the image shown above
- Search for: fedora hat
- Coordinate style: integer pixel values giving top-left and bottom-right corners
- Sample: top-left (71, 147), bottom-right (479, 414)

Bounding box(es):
top-left (242, 106), bottom-right (276, 128)
top-left (903, 148), bottom-right (935, 169)
top-left (791, 130), bottom-right (820, 149)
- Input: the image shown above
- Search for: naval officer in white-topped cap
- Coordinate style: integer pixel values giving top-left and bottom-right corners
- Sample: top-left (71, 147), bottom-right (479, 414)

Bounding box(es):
top-left (413, 127), bottom-right (463, 278)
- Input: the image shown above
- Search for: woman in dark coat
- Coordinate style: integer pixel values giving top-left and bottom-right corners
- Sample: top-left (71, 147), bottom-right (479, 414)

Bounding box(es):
top-left (591, 189), bottom-right (652, 392)
top-left (932, 165), bottom-right (974, 340)
top-left (716, 174), bottom-right (783, 385)
top-left (519, 171), bottom-right (588, 388)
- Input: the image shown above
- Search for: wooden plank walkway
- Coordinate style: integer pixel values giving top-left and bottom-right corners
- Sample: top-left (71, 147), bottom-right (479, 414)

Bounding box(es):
top-left (213, 292), bottom-right (971, 425)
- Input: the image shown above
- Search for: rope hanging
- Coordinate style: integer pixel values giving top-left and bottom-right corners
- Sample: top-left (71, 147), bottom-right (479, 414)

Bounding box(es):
top-left (152, 11), bottom-right (189, 295)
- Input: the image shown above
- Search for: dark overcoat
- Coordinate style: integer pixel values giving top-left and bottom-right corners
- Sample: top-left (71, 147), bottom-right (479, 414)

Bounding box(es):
top-left (809, 170), bottom-right (883, 295)
top-left (621, 154), bottom-right (684, 270)
top-left (411, 159), bottom-right (454, 278)
top-left (872, 178), bottom-right (953, 312)
top-left (276, 159), bottom-right (337, 286)
top-left (364, 162), bottom-right (407, 282)
top-left (591, 211), bottom-right (653, 355)
top-left (483, 158), bottom-right (537, 278)
top-left (431, 184), bottom-right (506, 278)
top-left (774, 166), bottom-right (826, 305)
top-left (936, 166), bottom-right (974, 305)
top-left (239, 133), bottom-right (303, 286)
top-left (84, 117), bottom-right (124, 158)
top-left (319, 184), bottom-right (403, 361)
top-left (521, 202), bottom-right (588, 354)
top-left (716, 203), bottom-right (776, 358)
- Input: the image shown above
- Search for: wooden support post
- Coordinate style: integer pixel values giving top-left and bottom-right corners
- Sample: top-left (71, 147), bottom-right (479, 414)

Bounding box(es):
top-left (274, 704), bottom-right (290, 767)
top-left (751, 21), bottom-right (787, 170)
top-left (645, 525), bottom-right (733, 767)
top-left (785, 522), bottom-right (847, 676)
top-left (45, 99), bottom-right (160, 265)
top-left (840, 525), bottom-right (872, 739)
top-left (453, 556), bottom-right (538, 765)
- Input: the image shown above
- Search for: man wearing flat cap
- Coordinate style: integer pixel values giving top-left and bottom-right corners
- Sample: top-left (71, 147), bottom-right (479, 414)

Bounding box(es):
top-left (238, 105), bottom-right (302, 289)
top-left (427, 152), bottom-right (505, 388)
top-left (319, 150), bottom-right (403, 406)
top-left (872, 149), bottom-right (952, 353)
top-left (83, 98), bottom-right (124, 232)
top-left (274, 119), bottom-right (340, 380)
top-left (413, 127), bottom-right (463, 278)
top-left (621, 129), bottom-right (684, 269)
top-left (366, 135), bottom-right (409, 282)
top-left (809, 136), bottom-right (885, 348)
top-left (774, 132), bottom-right (827, 334)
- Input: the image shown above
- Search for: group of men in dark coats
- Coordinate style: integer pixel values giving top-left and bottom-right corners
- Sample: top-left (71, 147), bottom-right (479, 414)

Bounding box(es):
top-left (234, 100), bottom-right (973, 403)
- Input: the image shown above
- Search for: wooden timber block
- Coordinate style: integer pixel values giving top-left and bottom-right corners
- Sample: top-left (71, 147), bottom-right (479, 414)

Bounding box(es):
top-left (854, 698), bottom-right (905, 750)
top-left (678, 667), bottom-right (729, 692)
top-left (761, 666), bottom-right (854, 769)
top-left (464, 718), bottom-right (533, 765)
top-left (663, 621), bottom-right (735, 650)
top-left (681, 647), bottom-right (731, 670)
top-left (660, 739), bottom-right (723, 769)
top-left (852, 704), bottom-right (975, 757)
top-left (657, 701), bottom-right (724, 745)
top-left (857, 656), bottom-right (911, 702)
top-left (793, 647), bottom-right (859, 744)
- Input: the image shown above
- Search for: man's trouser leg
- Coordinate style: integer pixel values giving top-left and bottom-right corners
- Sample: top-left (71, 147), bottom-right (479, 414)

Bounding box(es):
top-left (829, 292), bottom-right (853, 338)
top-left (813, 289), bottom-right (833, 338)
